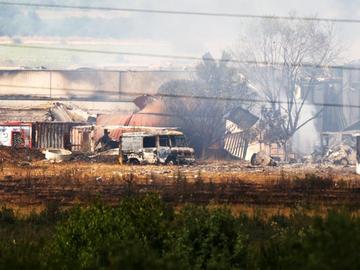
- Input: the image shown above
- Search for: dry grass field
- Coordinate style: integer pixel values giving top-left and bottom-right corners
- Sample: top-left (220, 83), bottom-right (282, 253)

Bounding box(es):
top-left (0, 160), bottom-right (360, 214)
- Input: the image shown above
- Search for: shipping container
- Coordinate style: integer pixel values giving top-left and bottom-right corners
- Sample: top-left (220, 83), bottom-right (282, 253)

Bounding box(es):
top-left (33, 122), bottom-right (84, 150)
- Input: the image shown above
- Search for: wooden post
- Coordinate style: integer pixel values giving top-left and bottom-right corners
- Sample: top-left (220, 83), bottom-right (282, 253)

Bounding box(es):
top-left (49, 71), bottom-right (52, 98)
top-left (118, 71), bottom-right (122, 101)
top-left (118, 136), bottom-right (123, 165)
top-left (356, 136), bottom-right (360, 174)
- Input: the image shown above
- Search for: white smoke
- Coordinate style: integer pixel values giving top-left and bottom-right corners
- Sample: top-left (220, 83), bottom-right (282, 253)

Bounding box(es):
top-left (292, 103), bottom-right (321, 155)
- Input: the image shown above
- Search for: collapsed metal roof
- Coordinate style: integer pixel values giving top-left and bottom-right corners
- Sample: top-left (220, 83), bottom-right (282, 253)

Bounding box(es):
top-left (0, 108), bottom-right (52, 122)
top-left (0, 102), bottom-right (92, 123)
top-left (225, 107), bottom-right (259, 131)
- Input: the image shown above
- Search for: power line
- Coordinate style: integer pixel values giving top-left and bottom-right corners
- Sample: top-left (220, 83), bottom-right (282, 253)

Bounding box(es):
top-left (0, 43), bottom-right (357, 71)
top-left (0, 83), bottom-right (360, 110)
top-left (1, 1), bottom-right (360, 24)
top-left (121, 91), bottom-right (360, 110)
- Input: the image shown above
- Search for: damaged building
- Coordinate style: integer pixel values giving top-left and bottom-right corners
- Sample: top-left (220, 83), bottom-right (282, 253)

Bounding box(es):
top-left (304, 62), bottom-right (360, 167)
top-left (0, 102), bottom-right (89, 150)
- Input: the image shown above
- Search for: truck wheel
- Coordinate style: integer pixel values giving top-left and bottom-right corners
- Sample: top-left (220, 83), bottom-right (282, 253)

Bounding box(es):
top-left (129, 159), bottom-right (140, 165)
top-left (167, 160), bottom-right (174, 165)
top-left (165, 157), bottom-right (176, 165)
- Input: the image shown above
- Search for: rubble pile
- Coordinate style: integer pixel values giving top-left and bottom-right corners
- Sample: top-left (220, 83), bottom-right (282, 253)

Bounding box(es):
top-left (89, 149), bottom-right (119, 163)
top-left (323, 144), bottom-right (356, 165)
top-left (0, 146), bottom-right (45, 163)
top-left (50, 102), bottom-right (96, 122)
top-left (309, 143), bottom-right (357, 166)
top-left (72, 149), bottom-right (119, 163)
top-left (310, 147), bottom-right (323, 163)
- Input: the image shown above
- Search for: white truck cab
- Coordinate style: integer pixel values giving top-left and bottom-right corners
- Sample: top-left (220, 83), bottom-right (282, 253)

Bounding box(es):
top-left (120, 129), bottom-right (195, 165)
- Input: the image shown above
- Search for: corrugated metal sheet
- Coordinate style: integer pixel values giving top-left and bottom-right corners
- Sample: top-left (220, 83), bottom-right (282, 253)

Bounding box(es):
top-left (34, 122), bottom-right (85, 149)
top-left (224, 132), bottom-right (248, 159)
top-left (226, 107), bottom-right (259, 130)
top-left (70, 125), bottom-right (95, 152)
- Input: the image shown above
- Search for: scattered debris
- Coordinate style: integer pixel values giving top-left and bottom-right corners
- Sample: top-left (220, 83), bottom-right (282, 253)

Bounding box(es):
top-left (18, 161), bottom-right (32, 167)
top-left (324, 143), bottom-right (356, 165)
top-left (90, 148), bottom-right (119, 159)
top-left (72, 148), bottom-right (119, 163)
top-left (72, 149), bottom-right (119, 163)
top-left (89, 148), bottom-right (119, 163)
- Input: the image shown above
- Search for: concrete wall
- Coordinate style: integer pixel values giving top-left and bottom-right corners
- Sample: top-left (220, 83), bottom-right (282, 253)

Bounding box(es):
top-left (0, 69), bottom-right (193, 101)
top-left (0, 69), bottom-right (193, 116)
top-left (119, 70), bottom-right (192, 95)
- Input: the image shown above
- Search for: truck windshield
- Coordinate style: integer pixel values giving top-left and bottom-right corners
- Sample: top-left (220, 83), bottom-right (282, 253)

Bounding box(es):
top-left (170, 135), bottom-right (186, 147)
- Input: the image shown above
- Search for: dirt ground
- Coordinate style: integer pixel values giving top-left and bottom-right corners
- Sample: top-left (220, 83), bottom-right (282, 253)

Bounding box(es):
top-left (1, 159), bottom-right (358, 183)
top-left (0, 145), bottom-right (357, 183)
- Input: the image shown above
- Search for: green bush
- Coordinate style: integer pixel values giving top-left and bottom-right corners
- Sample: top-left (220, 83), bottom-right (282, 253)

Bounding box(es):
top-left (0, 206), bottom-right (16, 225)
top-left (257, 210), bottom-right (360, 270)
top-left (167, 205), bottom-right (248, 270)
top-left (0, 196), bottom-right (359, 269)
top-left (47, 194), bottom-right (174, 269)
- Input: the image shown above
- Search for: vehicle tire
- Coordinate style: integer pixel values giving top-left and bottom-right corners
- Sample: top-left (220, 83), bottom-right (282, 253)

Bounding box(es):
top-left (129, 158), bottom-right (140, 165)
top-left (165, 156), bottom-right (177, 165)
top-left (167, 160), bottom-right (174, 165)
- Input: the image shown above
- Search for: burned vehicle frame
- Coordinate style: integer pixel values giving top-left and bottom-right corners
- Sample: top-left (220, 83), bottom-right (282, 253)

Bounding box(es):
top-left (119, 129), bottom-right (195, 165)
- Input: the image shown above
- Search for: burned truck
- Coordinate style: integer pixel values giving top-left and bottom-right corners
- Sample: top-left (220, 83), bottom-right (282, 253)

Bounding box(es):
top-left (119, 129), bottom-right (195, 165)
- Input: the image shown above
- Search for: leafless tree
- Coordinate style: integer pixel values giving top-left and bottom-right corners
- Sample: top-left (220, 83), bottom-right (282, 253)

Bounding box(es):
top-left (158, 52), bottom-right (254, 158)
top-left (236, 17), bottom-right (341, 158)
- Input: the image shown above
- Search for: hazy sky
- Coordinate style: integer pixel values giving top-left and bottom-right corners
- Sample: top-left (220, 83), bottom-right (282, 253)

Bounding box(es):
top-left (93, 0), bottom-right (360, 61)
top-left (117, 0), bottom-right (358, 62)
top-left (4, 0), bottom-right (360, 67)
